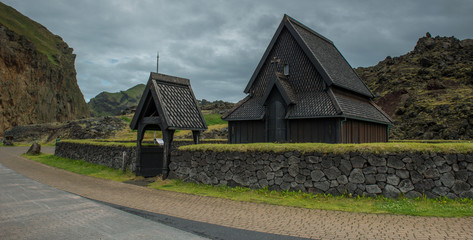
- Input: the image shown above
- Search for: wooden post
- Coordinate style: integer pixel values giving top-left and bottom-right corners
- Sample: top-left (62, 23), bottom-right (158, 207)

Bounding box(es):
top-left (192, 130), bottom-right (200, 144)
top-left (135, 123), bottom-right (146, 175)
top-left (162, 129), bottom-right (175, 180)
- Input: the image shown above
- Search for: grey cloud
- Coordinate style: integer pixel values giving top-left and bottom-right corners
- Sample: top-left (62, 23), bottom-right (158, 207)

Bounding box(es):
top-left (3, 0), bottom-right (473, 102)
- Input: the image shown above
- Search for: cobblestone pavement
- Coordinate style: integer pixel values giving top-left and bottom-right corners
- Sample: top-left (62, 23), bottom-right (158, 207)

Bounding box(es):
top-left (2, 147), bottom-right (473, 240)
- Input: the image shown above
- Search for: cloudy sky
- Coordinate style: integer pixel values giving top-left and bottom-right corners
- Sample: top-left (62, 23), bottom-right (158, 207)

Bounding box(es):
top-left (3, 0), bottom-right (473, 102)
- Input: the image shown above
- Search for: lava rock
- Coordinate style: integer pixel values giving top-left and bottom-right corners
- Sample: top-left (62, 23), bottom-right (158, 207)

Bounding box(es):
top-left (26, 143), bottom-right (41, 155)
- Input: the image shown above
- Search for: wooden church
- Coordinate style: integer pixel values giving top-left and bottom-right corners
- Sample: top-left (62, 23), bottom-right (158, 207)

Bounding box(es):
top-left (223, 15), bottom-right (392, 144)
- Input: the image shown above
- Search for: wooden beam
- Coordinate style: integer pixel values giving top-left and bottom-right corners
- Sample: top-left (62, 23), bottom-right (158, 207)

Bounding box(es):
top-left (135, 123), bottom-right (146, 175)
top-left (142, 117), bottom-right (162, 126)
top-left (161, 129), bottom-right (175, 180)
top-left (192, 130), bottom-right (201, 144)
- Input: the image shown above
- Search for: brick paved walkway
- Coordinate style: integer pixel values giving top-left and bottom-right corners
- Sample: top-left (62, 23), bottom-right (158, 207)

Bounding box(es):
top-left (2, 147), bottom-right (473, 240)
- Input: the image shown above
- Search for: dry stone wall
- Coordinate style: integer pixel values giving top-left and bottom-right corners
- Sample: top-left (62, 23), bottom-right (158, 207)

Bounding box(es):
top-left (170, 150), bottom-right (473, 199)
top-left (54, 140), bottom-right (226, 173)
top-left (55, 141), bottom-right (137, 171)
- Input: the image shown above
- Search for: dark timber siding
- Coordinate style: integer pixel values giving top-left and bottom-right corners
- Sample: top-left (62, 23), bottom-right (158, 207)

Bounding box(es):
top-left (288, 118), bottom-right (338, 143)
top-left (341, 119), bottom-right (388, 143)
top-left (228, 120), bottom-right (265, 143)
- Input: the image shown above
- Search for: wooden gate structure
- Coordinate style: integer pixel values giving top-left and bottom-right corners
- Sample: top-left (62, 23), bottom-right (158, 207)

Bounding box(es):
top-left (130, 72), bottom-right (207, 178)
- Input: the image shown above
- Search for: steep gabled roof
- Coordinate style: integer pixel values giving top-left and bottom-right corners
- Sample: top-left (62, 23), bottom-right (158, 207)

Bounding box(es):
top-left (244, 14), bottom-right (373, 98)
top-left (262, 72), bottom-right (296, 106)
top-left (130, 73), bottom-right (207, 131)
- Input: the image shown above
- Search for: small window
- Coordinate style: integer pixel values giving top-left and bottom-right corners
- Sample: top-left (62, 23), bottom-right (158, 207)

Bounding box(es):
top-left (283, 64), bottom-right (289, 76)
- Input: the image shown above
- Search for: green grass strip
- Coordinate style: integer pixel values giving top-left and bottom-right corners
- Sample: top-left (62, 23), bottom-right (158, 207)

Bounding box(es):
top-left (25, 153), bottom-right (136, 182)
top-left (149, 179), bottom-right (473, 217)
top-left (180, 142), bottom-right (473, 154)
top-left (58, 140), bottom-right (473, 154)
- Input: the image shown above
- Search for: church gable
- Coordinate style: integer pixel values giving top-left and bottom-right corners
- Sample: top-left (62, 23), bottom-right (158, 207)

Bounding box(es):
top-left (249, 27), bottom-right (326, 98)
top-left (224, 24), bottom-right (338, 121)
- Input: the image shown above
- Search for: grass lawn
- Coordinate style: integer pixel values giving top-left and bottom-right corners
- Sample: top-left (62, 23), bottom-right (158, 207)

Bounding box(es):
top-left (26, 153), bottom-right (137, 182)
top-left (203, 113), bottom-right (227, 126)
top-left (23, 153), bottom-right (473, 218)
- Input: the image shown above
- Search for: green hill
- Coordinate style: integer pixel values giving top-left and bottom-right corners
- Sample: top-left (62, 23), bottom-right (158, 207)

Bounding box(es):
top-left (356, 33), bottom-right (473, 140)
top-left (88, 84), bottom-right (146, 117)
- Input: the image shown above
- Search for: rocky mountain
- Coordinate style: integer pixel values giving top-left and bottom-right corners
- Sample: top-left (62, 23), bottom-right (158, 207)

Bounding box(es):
top-left (0, 3), bottom-right (89, 136)
top-left (198, 99), bottom-right (235, 114)
top-left (3, 116), bottom-right (127, 143)
top-left (356, 33), bottom-right (473, 140)
top-left (88, 84), bottom-right (145, 117)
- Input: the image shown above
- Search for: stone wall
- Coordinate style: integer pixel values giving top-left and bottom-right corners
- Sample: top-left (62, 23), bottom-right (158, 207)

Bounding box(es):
top-left (55, 141), bottom-right (137, 171)
top-left (54, 140), bottom-right (226, 172)
top-left (170, 150), bottom-right (473, 199)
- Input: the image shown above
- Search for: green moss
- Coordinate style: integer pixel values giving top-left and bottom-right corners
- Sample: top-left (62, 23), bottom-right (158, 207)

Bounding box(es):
top-left (180, 142), bottom-right (473, 154)
top-left (59, 138), bottom-right (227, 147)
top-left (59, 139), bottom-right (473, 154)
top-left (60, 139), bottom-right (138, 147)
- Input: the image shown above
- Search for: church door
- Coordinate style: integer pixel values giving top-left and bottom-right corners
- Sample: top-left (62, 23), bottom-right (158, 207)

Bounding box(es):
top-left (266, 87), bottom-right (287, 142)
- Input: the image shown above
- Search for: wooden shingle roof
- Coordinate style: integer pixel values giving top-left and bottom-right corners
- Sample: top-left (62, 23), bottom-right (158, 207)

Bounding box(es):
top-left (130, 72), bottom-right (207, 131)
top-left (288, 18), bottom-right (373, 97)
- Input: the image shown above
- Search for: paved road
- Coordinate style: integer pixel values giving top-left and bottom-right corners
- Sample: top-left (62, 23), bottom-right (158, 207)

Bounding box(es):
top-left (0, 158), bottom-right (207, 239)
top-left (2, 146), bottom-right (473, 239)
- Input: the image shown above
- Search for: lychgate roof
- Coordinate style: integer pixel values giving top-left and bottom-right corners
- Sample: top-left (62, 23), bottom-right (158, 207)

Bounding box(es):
top-left (223, 15), bottom-right (392, 125)
top-left (130, 72), bottom-right (207, 131)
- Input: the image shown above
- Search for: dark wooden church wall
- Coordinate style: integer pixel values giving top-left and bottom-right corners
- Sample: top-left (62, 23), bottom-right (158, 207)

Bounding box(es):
top-left (288, 118), bottom-right (338, 143)
top-left (341, 119), bottom-right (388, 143)
top-left (228, 120), bottom-right (266, 143)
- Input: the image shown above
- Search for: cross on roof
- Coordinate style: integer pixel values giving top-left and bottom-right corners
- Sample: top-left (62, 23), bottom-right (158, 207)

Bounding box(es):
top-left (270, 56), bottom-right (281, 64)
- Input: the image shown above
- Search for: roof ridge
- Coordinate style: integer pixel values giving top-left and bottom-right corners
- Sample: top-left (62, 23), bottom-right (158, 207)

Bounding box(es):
top-left (284, 14), bottom-right (333, 45)
top-left (151, 72), bottom-right (190, 86)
